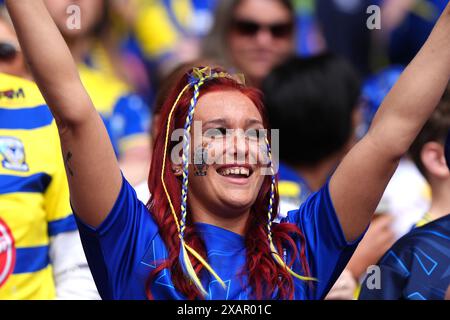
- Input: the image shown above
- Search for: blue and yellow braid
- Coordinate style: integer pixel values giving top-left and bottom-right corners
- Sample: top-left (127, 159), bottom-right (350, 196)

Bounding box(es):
top-left (161, 67), bottom-right (230, 297)
top-left (264, 136), bottom-right (317, 282)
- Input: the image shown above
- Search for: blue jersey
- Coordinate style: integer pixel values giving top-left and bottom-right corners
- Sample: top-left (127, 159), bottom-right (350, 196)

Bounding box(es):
top-left (75, 177), bottom-right (363, 300)
top-left (359, 214), bottom-right (450, 300)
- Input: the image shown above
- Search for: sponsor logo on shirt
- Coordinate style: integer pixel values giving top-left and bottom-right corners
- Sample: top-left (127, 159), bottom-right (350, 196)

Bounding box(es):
top-left (0, 88), bottom-right (25, 100)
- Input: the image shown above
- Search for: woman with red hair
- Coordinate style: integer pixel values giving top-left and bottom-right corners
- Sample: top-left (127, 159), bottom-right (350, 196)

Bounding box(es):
top-left (6, 0), bottom-right (450, 300)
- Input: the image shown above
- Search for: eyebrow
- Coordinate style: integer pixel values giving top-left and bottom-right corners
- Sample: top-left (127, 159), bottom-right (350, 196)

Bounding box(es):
top-left (246, 118), bottom-right (264, 126)
top-left (202, 119), bottom-right (227, 127)
top-left (202, 118), bottom-right (264, 127)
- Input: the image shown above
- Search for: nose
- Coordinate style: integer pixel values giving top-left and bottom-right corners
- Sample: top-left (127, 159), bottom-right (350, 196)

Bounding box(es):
top-left (254, 28), bottom-right (274, 46)
top-left (225, 130), bottom-right (249, 164)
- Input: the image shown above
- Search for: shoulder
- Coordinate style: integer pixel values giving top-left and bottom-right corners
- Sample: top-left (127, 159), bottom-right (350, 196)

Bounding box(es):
top-left (396, 215), bottom-right (450, 246)
top-left (380, 215), bottom-right (450, 267)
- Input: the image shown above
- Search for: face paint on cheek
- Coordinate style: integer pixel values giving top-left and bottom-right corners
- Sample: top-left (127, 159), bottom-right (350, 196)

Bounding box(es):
top-left (253, 139), bottom-right (270, 166)
top-left (193, 142), bottom-right (210, 176)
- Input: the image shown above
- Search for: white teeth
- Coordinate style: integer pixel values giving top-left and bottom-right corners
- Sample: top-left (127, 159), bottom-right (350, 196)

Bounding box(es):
top-left (240, 168), bottom-right (250, 176)
top-left (218, 167), bottom-right (250, 177)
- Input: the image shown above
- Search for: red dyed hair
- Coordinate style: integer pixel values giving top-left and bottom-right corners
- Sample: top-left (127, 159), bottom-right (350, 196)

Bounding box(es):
top-left (146, 68), bottom-right (310, 299)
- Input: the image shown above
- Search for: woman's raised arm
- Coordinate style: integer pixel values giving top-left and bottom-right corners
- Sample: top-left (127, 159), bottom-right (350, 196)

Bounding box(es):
top-left (330, 3), bottom-right (450, 242)
top-left (6, 0), bottom-right (122, 227)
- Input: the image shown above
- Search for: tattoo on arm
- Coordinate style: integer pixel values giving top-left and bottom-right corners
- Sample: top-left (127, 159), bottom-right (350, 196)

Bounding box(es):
top-left (65, 151), bottom-right (74, 177)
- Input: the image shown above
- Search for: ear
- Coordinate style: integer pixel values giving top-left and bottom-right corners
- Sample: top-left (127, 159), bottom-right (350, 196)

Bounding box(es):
top-left (421, 142), bottom-right (450, 179)
top-left (172, 164), bottom-right (183, 177)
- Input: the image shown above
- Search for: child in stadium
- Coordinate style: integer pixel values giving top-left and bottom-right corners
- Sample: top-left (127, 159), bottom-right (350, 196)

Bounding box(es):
top-left (359, 213), bottom-right (450, 300)
top-left (6, 0), bottom-right (450, 300)
top-left (0, 9), bottom-right (98, 299)
top-left (359, 85), bottom-right (450, 300)
top-left (411, 86), bottom-right (450, 227)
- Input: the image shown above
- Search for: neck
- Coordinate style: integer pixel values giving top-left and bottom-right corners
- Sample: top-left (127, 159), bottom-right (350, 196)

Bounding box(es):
top-left (245, 73), bottom-right (262, 89)
top-left (427, 180), bottom-right (450, 221)
top-left (189, 200), bottom-right (250, 236)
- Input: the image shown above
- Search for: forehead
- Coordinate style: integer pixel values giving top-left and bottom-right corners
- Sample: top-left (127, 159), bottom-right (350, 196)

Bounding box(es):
top-left (234, 0), bottom-right (292, 22)
top-left (194, 90), bottom-right (263, 125)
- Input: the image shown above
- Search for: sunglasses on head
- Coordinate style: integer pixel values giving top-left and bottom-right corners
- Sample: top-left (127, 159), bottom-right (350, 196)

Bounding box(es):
top-left (0, 42), bottom-right (19, 60)
top-left (232, 19), bottom-right (294, 39)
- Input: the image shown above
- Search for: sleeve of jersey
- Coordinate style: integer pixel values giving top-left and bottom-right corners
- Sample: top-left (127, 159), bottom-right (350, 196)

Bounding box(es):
top-left (74, 176), bottom-right (158, 300)
top-left (113, 94), bottom-right (151, 155)
top-left (45, 123), bottom-right (77, 236)
top-left (283, 181), bottom-right (366, 300)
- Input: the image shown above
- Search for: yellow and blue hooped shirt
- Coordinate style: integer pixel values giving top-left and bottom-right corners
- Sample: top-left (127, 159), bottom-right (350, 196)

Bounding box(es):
top-left (0, 73), bottom-right (77, 299)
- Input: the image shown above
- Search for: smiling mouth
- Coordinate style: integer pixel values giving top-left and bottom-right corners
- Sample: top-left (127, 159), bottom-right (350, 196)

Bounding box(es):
top-left (216, 166), bottom-right (253, 179)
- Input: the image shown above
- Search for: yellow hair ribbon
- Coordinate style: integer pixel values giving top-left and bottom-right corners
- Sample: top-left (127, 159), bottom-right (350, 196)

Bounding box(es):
top-left (161, 83), bottom-right (191, 233)
top-left (184, 243), bottom-right (226, 289)
top-left (180, 240), bottom-right (208, 296)
top-left (160, 75), bottom-right (227, 296)
top-left (269, 242), bottom-right (317, 282)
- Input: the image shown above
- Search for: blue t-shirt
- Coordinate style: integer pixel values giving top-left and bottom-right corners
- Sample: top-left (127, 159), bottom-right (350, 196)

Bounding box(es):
top-left (359, 214), bottom-right (450, 300)
top-left (75, 177), bottom-right (362, 300)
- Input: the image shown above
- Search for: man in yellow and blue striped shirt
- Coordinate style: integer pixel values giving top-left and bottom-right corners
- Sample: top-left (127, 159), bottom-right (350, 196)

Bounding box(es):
top-left (0, 72), bottom-right (77, 299)
top-left (0, 11), bottom-right (98, 299)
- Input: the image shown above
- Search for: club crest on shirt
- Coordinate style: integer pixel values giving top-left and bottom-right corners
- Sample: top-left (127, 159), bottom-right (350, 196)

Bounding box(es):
top-left (0, 137), bottom-right (29, 172)
top-left (0, 218), bottom-right (16, 288)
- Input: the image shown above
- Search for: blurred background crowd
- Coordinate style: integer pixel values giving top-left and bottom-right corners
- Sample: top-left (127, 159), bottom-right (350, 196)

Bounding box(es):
top-left (1, 0), bottom-right (449, 300)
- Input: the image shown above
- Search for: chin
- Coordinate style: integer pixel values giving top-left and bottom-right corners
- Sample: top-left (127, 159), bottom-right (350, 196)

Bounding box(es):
top-left (221, 194), bottom-right (255, 212)
top-left (247, 68), bottom-right (272, 85)
top-left (60, 29), bottom-right (86, 40)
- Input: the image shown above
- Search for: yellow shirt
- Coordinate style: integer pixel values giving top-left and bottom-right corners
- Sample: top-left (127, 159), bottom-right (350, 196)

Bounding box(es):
top-left (0, 73), bottom-right (76, 299)
top-left (134, 0), bottom-right (195, 58)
